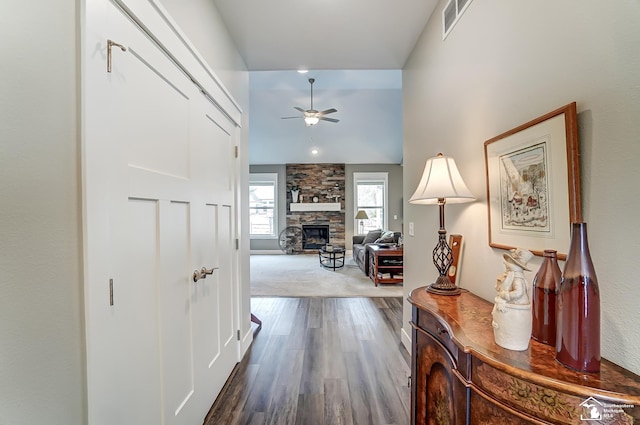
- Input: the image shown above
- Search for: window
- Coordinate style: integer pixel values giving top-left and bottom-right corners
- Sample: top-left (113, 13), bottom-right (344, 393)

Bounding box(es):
top-left (249, 173), bottom-right (277, 238)
top-left (354, 172), bottom-right (388, 234)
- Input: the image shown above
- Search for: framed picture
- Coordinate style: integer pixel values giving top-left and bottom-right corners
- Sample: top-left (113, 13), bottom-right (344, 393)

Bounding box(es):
top-left (484, 102), bottom-right (581, 260)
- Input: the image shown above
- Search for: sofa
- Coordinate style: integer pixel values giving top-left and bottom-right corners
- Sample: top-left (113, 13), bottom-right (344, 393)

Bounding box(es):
top-left (352, 229), bottom-right (402, 275)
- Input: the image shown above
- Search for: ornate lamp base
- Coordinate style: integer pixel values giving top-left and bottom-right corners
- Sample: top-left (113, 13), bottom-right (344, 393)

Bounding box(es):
top-left (425, 199), bottom-right (463, 296)
top-left (426, 275), bottom-right (461, 296)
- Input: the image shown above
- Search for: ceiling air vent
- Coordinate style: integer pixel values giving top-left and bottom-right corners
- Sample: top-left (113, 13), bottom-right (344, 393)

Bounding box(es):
top-left (442, 0), bottom-right (474, 39)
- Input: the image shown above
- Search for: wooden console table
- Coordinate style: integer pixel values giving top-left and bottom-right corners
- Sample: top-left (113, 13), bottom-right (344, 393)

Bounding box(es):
top-left (408, 288), bottom-right (640, 424)
top-left (368, 245), bottom-right (403, 286)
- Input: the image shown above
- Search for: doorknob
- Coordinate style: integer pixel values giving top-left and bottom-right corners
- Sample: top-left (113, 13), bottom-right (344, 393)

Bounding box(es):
top-left (193, 266), bottom-right (219, 283)
top-left (193, 269), bottom-right (205, 283)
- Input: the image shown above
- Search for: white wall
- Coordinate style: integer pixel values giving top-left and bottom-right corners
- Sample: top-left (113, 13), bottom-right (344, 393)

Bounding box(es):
top-left (0, 1), bottom-right (85, 424)
top-left (402, 0), bottom-right (640, 374)
top-left (0, 0), bottom-right (249, 423)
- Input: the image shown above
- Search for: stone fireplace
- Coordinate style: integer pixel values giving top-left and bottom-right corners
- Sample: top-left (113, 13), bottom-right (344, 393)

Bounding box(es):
top-left (286, 163), bottom-right (345, 252)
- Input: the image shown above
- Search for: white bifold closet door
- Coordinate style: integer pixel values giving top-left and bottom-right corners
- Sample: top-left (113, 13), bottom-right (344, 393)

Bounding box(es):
top-left (83, 1), bottom-right (240, 424)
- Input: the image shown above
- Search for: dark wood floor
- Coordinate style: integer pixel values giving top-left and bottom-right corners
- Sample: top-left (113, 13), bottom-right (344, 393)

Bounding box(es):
top-left (205, 297), bottom-right (410, 425)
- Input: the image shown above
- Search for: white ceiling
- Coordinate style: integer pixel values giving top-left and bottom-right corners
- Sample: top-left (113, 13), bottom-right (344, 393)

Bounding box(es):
top-left (212, 0), bottom-right (439, 164)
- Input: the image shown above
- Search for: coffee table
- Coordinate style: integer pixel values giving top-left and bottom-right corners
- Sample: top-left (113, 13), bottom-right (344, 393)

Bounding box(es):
top-left (318, 247), bottom-right (345, 270)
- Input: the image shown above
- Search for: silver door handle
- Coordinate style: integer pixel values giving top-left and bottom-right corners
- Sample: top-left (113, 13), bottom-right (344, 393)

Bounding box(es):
top-left (192, 266), bottom-right (219, 283)
top-left (201, 266), bottom-right (219, 276)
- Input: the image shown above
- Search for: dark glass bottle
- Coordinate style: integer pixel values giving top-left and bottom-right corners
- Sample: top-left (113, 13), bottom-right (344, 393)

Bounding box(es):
top-left (531, 250), bottom-right (561, 345)
top-left (555, 223), bottom-right (601, 373)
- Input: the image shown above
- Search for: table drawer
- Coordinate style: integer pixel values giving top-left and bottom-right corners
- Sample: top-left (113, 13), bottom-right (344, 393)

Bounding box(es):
top-left (415, 308), bottom-right (458, 363)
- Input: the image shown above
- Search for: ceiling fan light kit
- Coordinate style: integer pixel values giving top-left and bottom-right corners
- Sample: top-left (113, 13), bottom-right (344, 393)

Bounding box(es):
top-left (281, 78), bottom-right (339, 126)
top-left (304, 115), bottom-right (320, 126)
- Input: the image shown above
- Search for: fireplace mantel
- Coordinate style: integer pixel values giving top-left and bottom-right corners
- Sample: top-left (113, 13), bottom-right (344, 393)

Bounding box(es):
top-left (290, 203), bottom-right (341, 212)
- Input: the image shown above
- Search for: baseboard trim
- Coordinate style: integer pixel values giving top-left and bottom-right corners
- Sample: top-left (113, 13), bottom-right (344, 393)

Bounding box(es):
top-left (401, 326), bottom-right (412, 352)
top-left (240, 326), bottom-right (253, 357)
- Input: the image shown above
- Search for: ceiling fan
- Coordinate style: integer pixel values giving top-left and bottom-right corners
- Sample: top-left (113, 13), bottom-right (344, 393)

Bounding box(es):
top-left (281, 78), bottom-right (339, 126)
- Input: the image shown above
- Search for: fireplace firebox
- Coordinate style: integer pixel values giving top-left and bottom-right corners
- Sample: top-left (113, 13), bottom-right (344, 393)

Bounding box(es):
top-left (302, 225), bottom-right (330, 249)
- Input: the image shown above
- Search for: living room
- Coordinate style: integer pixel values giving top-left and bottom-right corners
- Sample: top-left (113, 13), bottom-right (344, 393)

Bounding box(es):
top-left (249, 161), bottom-right (405, 297)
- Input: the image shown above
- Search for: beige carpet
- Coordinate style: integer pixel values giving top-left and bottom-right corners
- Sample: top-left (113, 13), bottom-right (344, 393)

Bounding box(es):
top-left (250, 253), bottom-right (403, 297)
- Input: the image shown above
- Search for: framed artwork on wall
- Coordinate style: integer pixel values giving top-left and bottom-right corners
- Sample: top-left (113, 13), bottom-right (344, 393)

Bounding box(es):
top-left (484, 102), bottom-right (581, 260)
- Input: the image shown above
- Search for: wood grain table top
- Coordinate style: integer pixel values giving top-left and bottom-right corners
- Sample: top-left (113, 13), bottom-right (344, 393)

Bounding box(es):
top-left (408, 288), bottom-right (640, 403)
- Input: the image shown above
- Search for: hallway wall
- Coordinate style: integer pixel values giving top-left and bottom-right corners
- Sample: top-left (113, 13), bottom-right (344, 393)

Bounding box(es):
top-left (1, 1), bottom-right (84, 423)
top-left (402, 0), bottom-right (640, 373)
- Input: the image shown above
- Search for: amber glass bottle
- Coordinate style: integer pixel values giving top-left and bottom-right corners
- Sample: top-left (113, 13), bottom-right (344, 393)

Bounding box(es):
top-left (531, 250), bottom-right (561, 345)
top-left (555, 223), bottom-right (601, 373)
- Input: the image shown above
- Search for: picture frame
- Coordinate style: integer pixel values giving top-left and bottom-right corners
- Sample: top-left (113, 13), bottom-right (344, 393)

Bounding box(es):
top-left (484, 102), bottom-right (581, 260)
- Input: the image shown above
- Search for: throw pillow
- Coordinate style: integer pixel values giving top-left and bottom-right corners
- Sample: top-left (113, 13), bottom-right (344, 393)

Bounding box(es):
top-left (362, 229), bottom-right (382, 244)
top-left (375, 231), bottom-right (396, 244)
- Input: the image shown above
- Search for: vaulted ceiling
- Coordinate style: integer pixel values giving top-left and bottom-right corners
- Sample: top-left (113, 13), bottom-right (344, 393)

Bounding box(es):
top-left (212, 0), bottom-right (438, 164)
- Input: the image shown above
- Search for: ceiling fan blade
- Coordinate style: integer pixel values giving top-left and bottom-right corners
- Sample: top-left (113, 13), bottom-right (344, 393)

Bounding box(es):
top-left (318, 108), bottom-right (337, 115)
top-left (320, 117), bottom-right (340, 123)
top-left (294, 106), bottom-right (305, 113)
top-left (281, 116), bottom-right (300, 119)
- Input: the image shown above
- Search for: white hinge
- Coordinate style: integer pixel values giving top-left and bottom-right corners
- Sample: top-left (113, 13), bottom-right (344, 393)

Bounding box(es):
top-left (234, 146), bottom-right (238, 158)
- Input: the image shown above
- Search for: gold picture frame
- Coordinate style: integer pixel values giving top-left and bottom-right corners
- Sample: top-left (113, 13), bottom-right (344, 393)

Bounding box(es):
top-left (484, 102), bottom-right (581, 260)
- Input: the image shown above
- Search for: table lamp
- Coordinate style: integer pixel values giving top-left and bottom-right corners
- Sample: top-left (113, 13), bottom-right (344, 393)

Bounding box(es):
top-left (355, 210), bottom-right (369, 235)
top-left (409, 153), bottom-right (475, 295)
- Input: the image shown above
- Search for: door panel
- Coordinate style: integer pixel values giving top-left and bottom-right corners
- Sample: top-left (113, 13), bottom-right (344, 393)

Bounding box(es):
top-left (203, 114), bottom-right (234, 191)
top-left (196, 107), bottom-right (235, 198)
top-left (119, 198), bottom-right (163, 424)
top-left (159, 200), bottom-right (194, 418)
top-left (193, 204), bottom-right (221, 368)
top-left (218, 204), bottom-right (235, 348)
top-left (125, 53), bottom-right (190, 178)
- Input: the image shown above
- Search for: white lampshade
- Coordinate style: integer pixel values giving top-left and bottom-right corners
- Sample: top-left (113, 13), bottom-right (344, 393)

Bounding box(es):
top-left (409, 153), bottom-right (475, 204)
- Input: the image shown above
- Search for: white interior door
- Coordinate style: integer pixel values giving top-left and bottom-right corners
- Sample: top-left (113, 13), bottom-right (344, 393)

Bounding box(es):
top-left (83, 1), bottom-right (239, 424)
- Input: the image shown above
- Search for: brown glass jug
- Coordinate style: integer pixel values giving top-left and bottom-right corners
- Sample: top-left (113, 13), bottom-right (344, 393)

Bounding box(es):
top-left (555, 222), bottom-right (601, 373)
top-left (531, 250), bottom-right (561, 345)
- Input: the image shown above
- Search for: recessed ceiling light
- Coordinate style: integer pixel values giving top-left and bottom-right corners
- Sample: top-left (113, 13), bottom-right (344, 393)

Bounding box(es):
top-left (297, 69), bottom-right (309, 74)
top-left (311, 148), bottom-right (319, 155)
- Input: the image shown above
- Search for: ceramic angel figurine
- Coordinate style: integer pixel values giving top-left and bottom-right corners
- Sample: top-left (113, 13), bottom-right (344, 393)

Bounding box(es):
top-left (491, 248), bottom-right (534, 351)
